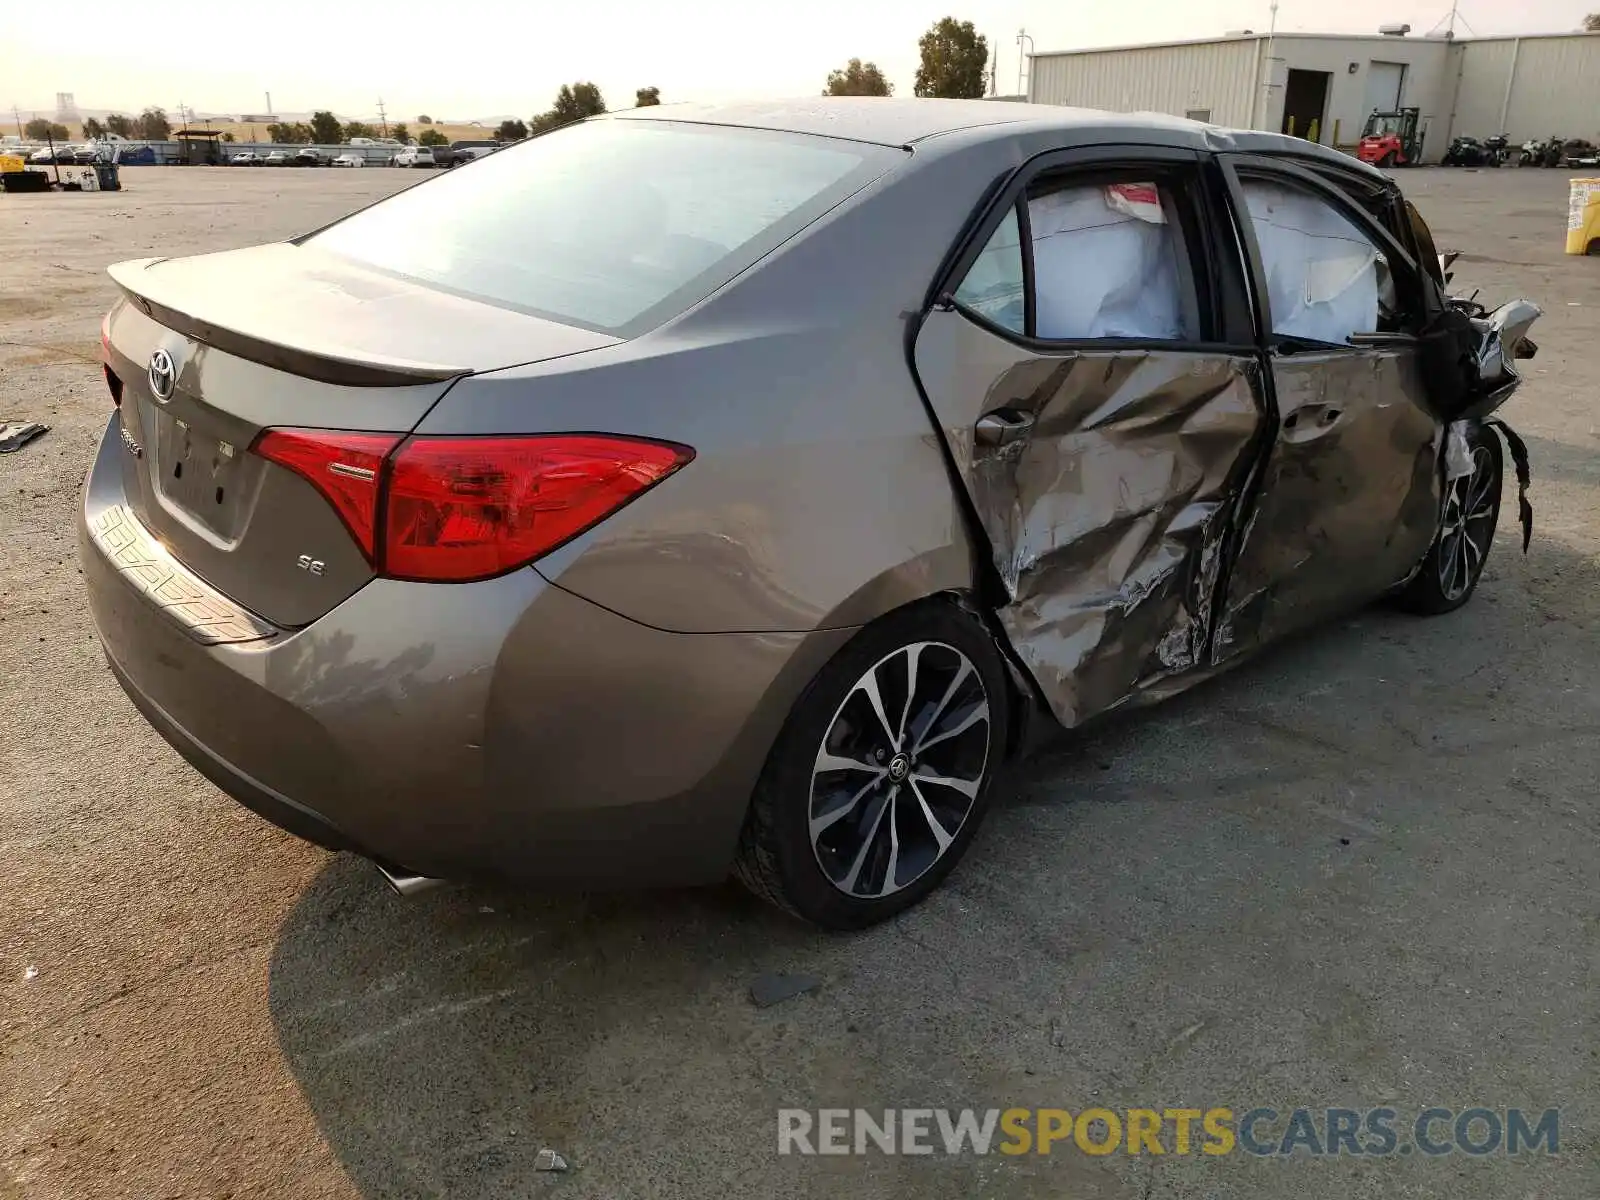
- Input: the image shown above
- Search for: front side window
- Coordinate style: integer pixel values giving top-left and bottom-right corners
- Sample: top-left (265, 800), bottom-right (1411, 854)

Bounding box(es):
top-left (1241, 177), bottom-right (1394, 344)
top-left (306, 119), bottom-right (902, 335)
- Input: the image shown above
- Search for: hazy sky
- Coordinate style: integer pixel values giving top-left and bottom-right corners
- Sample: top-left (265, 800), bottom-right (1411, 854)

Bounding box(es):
top-left (8, 0), bottom-right (1593, 120)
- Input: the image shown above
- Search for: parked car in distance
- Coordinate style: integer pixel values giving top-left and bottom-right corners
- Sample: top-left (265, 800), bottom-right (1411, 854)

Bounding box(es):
top-left (331, 153), bottom-right (363, 167)
top-left (264, 151), bottom-right (290, 166)
top-left (230, 152), bottom-right (262, 166)
top-left (84, 100), bottom-right (1542, 930)
top-left (391, 146), bottom-right (435, 168)
top-left (292, 149), bottom-right (327, 167)
top-left (29, 145), bottom-right (86, 164)
top-left (445, 139), bottom-right (499, 167)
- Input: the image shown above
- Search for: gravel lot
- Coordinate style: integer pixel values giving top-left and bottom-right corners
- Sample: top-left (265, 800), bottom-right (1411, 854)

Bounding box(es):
top-left (2, 165), bottom-right (1597, 1200)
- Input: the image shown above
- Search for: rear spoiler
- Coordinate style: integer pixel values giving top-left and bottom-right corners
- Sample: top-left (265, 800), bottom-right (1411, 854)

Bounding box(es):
top-left (108, 258), bottom-right (465, 388)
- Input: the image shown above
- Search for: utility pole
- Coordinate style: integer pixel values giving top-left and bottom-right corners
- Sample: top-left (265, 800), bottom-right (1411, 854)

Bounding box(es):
top-left (265, 91), bottom-right (273, 117)
top-left (988, 43), bottom-right (998, 96)
top-left (1016, 29), bottom-right (1034, 99)
top-left (376, 97), bottom-right (388, 137)
top-left (12, 105), bottom-right (23, 139)
top-left (1443, 0), bottom-right (1459, 39)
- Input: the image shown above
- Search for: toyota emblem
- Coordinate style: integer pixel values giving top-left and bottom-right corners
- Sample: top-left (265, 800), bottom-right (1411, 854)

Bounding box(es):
top-left (147, 349), bottom-right (176, 402)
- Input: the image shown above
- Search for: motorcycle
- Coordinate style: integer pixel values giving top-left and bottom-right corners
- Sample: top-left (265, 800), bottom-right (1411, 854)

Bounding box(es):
top-left (1442, 135), bottom-right (1486, 166)
top-left (1518, 138), bottom-right (1541, 167)
top-left (1482, 134), bottom-right (1510, 167)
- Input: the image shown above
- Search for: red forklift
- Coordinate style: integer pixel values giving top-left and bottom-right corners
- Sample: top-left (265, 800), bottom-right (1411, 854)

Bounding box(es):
top-left (1357, 107), bottom-right (1422, 167)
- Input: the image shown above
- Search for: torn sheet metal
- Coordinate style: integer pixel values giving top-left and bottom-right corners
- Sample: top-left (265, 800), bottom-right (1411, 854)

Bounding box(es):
top-left (0, 422), bottom-right (49, 453)
top-left (1485, 417), bottom-right (1534, 551)
top-left (969, 352), bottom-right (1260, 726)
top-left (1444, 420), bottom-right (1475, 482)
top-left (1214, 350), bottom-right (1440, 661)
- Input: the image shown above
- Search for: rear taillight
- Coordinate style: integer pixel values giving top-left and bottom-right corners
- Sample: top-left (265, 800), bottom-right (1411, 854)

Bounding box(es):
top-left (254, 430), bottom-right (402, 560)
top-left (252, 430), bottom-right (692, 583)
top-left (100, 315), bottom-right (122, 406)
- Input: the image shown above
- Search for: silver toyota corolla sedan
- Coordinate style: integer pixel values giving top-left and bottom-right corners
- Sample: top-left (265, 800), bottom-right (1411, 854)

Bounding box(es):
top-left (81, 99), bottom-right (1539, 929)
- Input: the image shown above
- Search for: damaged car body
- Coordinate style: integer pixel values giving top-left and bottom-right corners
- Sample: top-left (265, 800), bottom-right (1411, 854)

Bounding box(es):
top-left (79, 100), bottom-right (1539, 930)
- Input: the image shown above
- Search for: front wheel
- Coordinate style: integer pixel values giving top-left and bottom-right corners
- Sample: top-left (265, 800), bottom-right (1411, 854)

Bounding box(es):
top-left (1394, 427), bottom-right (1502, 615)
top-left (733, 601), bottom-right (1009, 929)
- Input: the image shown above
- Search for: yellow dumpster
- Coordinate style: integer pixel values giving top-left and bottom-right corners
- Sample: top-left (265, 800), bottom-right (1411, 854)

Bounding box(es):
top-left (1567, 178), bottom-right (1600, 255)
top-left (0, 154), bottom-right (24, 174)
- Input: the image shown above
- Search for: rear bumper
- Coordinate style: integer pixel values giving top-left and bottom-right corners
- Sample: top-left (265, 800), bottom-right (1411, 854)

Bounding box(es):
top-left (79, 414), bottom-right (853, 888)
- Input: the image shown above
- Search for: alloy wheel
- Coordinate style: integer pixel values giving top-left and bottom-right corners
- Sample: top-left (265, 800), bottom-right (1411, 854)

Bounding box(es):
top-left (1437, 445), bottom-right (1497, 602)
top-left (808, 641), bottom-right (991, 899)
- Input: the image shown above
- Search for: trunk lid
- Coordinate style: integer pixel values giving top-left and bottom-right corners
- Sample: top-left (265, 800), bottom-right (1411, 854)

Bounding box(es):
top-left (103, 248), bottom-right (619, 627)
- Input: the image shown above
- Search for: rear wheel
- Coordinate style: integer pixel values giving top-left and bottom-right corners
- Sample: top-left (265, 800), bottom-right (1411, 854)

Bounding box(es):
top-left (1394, 426), bottom-right (1502, 615)
top-left (733, 601), bottom-right (1009, 929)
top-left (1380, 150), bottom-right (1398, 168)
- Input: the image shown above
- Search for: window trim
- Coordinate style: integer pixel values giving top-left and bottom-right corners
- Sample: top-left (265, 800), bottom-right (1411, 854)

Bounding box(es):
top-left (1217, 153), bottom-right (1425, 354)
top-left (930, 144), bottom-right (1254, 356)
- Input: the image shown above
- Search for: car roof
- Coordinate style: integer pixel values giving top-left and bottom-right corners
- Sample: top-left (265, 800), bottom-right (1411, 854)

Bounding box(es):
top-left (609, 97), bottom-right (1383, 182)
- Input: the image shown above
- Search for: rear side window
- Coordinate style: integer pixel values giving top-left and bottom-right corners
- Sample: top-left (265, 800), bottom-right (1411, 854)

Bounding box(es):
top-left (1028, 181), bottom-right (1195, 340)
top-left (953, 207), bottom-right (1024, 333)
top-left (950, 175), bottom-right (1200, 342)
top-left (306, 119), bottom-right (901, 335)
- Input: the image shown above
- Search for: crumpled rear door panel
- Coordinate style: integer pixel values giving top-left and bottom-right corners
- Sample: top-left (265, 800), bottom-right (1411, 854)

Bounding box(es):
top-left (913, 308), bottom-right (1263, 727)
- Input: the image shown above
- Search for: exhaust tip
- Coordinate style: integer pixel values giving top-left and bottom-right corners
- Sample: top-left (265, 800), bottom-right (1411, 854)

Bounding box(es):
top-left (374, 861), bottom-right (445, 897)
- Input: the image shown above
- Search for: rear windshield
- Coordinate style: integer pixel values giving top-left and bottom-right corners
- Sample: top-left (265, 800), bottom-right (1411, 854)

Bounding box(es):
top-left (305, 118), bottom-right (902, 335)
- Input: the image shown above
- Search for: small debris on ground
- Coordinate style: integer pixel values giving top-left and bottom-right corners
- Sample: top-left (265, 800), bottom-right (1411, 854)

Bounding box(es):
top-left (23, 966), bottom-right (38, 981)
top-left (533, 1149), bottom-right (569, 1172)
top-left (0, 423), bottom-right (49, 454)
top-left (749, 971), bottom-right (822, 1008)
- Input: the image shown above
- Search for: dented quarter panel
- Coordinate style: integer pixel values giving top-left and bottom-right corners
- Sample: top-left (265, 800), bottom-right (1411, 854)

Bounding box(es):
top-left (913, 307), bottom-right (1263, 727)
top-left (1214, 349), bottom-right (1441, 660)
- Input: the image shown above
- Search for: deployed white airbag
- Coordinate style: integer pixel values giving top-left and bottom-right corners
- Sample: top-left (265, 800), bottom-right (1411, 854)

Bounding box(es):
top-left (1028, 183), bottom-right (1191, 341)
top-left (1242, 180), bottom-right (1381, 345)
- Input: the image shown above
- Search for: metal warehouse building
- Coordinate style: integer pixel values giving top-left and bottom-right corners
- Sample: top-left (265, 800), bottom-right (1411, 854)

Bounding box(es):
top-left (1026, 30), bottom-right (1600, 162)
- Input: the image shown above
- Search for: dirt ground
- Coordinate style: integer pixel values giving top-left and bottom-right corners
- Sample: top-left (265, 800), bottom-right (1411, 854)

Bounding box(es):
top-left (1, 166), bottom-right (1597, 1200)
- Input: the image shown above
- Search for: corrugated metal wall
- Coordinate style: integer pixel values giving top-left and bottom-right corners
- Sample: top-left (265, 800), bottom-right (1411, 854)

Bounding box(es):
top-left (1444, 39), bottom-right (1514, 140)
top-left (1028, 39), bottom-right (1262, 127)
top-left (1449, 35), bottom-right (1600, 141)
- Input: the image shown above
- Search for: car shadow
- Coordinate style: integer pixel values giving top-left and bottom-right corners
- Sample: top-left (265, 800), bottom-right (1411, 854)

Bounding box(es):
top-left (267, 513), bottom-right (1600, 1200)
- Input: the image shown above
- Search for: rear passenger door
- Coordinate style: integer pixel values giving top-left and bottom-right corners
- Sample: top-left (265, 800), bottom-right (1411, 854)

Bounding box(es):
top-left (912, 147), bottom-right (1267, 728)
top-left (1210, 157), bottom-right (1442, 661)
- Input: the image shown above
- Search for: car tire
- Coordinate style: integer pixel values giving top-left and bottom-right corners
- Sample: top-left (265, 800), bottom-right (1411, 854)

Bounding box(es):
top-left (1380, 151), bottom-right (1397, 168)
top-left (1393, 425), bottom-right (1502, 616)
top-left (733, 599), bottom-right (1010, 930)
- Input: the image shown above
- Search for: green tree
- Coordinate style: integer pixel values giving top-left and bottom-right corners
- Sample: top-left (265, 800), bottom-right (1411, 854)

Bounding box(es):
top-left (136, 107), bottom-right (171, 139)
top-left (497, 118), bottom-right (529, 141)
top-left (221, 132), bottom-right (236, 142)
top-left (82, 117), bottom-right (106, 138)
top-left (635, 86), bottom-right (661, 106)
top-left (309, 110), bottom-right (343, 144)
top-left (24, 118), bottom-right (71, 140)
top-left (914, 17), bottom-right (989, 98)
top-left (105, 113), bottom-right (135, 137)
top-left (530, 82), bottom-right (606, 134)
top-left (417, 113), bottom-right (433, 124)
top-left (343, 120), bottom-right (378, 141)
top-left (267, 121), bottom-right (308, 143)
top-left (823, 58), bottom-right (893, 96)
top-left (390, 122), bottom-right (410, 144)
top-left (1584, 12), bottom-right (1600, 30)
top-left (418, 128), bottom-right (449, 147)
